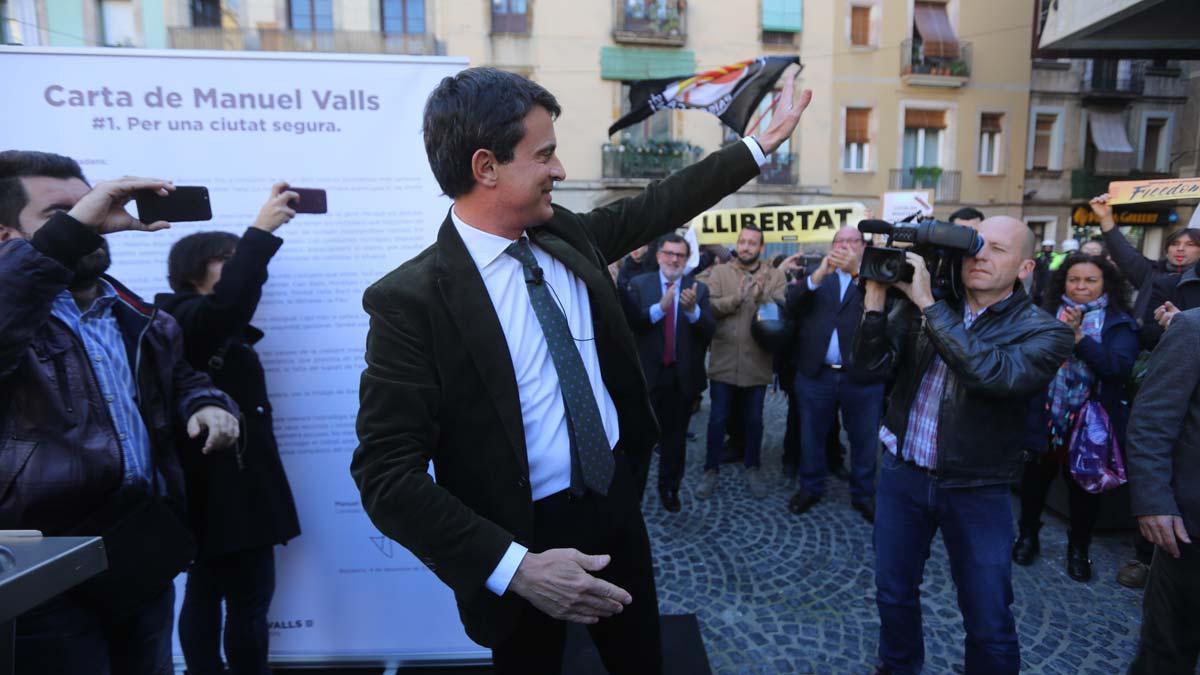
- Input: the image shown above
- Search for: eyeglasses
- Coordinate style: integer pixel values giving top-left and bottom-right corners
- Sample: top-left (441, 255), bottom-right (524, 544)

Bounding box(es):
top-left (658, 250), bottom-right (688, 260)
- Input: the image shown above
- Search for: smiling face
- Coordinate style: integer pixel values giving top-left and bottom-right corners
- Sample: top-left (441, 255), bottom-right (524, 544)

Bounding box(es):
top-left (961, 216), bottom-right (1035, 294)
top-left (492, 105), bottom-right (566, 227)
top-left (656, 240), bottom-right (689, 281)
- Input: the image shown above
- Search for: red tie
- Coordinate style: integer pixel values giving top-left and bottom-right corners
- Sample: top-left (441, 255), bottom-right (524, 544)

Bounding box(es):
top-left (663, 280), bottom-right (676, 366)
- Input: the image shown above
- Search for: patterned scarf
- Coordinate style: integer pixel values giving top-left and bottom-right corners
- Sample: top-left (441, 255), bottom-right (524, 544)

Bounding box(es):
top-left (1046, 293), bottom-right (1108, 443)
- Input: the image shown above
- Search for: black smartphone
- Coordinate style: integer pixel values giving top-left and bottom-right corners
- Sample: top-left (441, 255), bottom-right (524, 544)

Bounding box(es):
top-left (134, 186), bottom-right (212, 223)
top-left (287, 188), bottom-right (327, 214)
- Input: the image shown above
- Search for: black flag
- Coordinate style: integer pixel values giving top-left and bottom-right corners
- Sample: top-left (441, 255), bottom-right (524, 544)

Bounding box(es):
top-left (608, 56), bottom-right (800, 137)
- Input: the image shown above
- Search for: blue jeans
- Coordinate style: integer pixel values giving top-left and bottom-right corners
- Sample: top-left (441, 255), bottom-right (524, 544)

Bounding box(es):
top-left (179, 546), bottom-right (277, 675)
top-left (874, 452), bottom-right (1019, 675)
top-left (15, 584), bottom-right (174, 675)
top-left (704, 381), bottom-right (766, 471)
top-left (794, 369), bottom-right (884, 502)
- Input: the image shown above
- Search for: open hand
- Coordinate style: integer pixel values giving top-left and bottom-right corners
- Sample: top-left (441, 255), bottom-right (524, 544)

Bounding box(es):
top-left (509, 549), bottom-right (632, 624)
top-left (1138, 514), bottom-right (1193, 559)
top-left (679, 286), bottom-right (698, 312)
top-left (756, 69), bottom-right (813, 155)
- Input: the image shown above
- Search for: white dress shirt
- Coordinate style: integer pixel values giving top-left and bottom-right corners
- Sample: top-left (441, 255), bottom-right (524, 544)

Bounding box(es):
top-left (467, 136), bottom-right (768, 595)
top-left (807, 268), bottom-right (853, 366)
top-left (647, 272), bottom-right (702, 328)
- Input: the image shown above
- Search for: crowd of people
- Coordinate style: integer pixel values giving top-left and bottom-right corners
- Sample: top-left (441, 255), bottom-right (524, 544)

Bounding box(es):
top-left (1, 65), bottom-right (1197, 675)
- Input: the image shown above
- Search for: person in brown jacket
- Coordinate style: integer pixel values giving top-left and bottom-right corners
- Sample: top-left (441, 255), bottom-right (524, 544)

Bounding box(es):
top-left (696, 225), bottom-right (787, 499)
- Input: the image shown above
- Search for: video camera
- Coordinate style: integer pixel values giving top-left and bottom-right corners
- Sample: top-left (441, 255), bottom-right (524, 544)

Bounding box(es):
top-left (857, 218), bottom-right (984, 301)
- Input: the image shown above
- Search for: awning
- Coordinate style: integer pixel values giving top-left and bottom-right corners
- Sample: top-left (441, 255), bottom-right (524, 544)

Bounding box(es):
top-left (1088, 111), bottom-right (1135, 175)
top-left (914, 2), bottom-right (960, 59)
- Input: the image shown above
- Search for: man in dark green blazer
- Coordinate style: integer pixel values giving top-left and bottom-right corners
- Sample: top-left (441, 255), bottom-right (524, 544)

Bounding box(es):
top-left (351, 66), bottom-right (809, 673)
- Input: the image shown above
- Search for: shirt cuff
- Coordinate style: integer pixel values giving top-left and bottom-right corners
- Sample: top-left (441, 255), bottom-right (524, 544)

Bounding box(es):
top-left (648, 303), bottom-right (665, 324)
top-left (685, 305), bottom-right (701, 323)
top-left (806, 275), bottom-right (819, 291)
top-left (485, 542), bottom-right (528, 596)
top-left (742, 137), bottom-right (768, 167)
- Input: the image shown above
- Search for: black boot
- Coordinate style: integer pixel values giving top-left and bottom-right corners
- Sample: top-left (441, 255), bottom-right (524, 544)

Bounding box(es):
top-left (1067, 542), bottom-right (1092, 582)
top-left (1012, 523), bottom-right (1041, 566)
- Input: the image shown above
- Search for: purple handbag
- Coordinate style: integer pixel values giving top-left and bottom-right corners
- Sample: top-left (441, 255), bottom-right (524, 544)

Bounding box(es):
top-left (1067, 398), bottom-right (1128, 493)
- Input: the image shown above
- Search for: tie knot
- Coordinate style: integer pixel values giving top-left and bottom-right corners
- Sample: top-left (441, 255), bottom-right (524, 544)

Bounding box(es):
top-left (666, 280), bottom-right (675, 289)
top-left (504, 238), bottom-right (537, 268)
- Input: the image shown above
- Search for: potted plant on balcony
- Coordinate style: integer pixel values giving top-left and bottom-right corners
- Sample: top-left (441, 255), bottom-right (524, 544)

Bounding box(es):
top-left (910, 165), bottom-right (943, 190)
top-left (949, 60), bottom-right (968, 77)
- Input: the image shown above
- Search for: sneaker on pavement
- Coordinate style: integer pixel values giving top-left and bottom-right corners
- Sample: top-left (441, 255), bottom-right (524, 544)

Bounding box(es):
top-left (746, 466), bottom-right (769, 499)
top-left (1116, 559), bottom-right (1150, 589)
top-left (696, 469), bottom-right (718, 500)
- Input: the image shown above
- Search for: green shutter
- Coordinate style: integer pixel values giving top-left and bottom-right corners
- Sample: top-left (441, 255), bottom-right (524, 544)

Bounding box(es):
top-left (762, 0), bottom-right (802, 32)
top-left (44, 0), bottom-right (87, 46)
top-left (600, 46), bottom-right (696, 81)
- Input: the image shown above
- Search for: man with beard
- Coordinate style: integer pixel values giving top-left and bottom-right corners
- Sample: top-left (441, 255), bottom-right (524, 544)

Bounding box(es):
top-left (697, 225), bottom-right (787, 500)
top-left (0, 150), bottom-right (239, 674)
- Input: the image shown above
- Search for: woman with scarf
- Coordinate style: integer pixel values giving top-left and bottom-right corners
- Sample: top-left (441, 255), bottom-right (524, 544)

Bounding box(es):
top-left (1012, 253), bottom-right (1139, 581)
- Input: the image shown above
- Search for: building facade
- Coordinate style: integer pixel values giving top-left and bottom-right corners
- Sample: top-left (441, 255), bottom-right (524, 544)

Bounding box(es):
top-left (1022, 57), bottom-right (1191, 255)
top-left (5, 0), bottom-right (1046, 226)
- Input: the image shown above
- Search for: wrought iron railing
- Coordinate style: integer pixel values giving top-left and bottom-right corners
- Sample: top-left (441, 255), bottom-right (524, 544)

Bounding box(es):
top-left (602, 141), bottom-right (703, 180)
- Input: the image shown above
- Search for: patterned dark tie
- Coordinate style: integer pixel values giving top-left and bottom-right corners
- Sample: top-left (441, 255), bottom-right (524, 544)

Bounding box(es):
top-left (505, 238), bottom-right (615, 496)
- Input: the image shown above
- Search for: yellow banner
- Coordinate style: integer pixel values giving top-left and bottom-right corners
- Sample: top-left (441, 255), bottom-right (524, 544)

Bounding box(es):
top-left (690, 202), bottom-right (867, 245)
top-left (1107, 177), bottom-right (1200, 205)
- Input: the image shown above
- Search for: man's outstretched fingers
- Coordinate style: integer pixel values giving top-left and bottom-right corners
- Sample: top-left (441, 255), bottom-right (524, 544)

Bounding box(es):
top-left (586, 576), bottom-right (632, 606)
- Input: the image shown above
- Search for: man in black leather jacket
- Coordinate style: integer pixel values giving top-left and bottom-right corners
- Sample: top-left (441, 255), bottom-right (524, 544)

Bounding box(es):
top-left (852, 216), bottom-right (1074, 675)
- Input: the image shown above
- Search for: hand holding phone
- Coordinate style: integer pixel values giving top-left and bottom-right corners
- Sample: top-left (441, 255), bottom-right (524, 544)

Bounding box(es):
top-left (252, 182), bottom-right (300, 233)
top-left (70, 176), bottom-right (175, 234)
top-left (287, 187), bottom-right (327, 214)
top-left (134, 186), bottom-right (212, 224)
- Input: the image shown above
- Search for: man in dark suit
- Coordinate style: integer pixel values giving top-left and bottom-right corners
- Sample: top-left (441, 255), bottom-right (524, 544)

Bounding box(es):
top-left (623, 233), bottom-right (715, 513)
top-left (351, 67), bottom-right (809, 673)
top-left (783, 226), bottom-right (885, 523)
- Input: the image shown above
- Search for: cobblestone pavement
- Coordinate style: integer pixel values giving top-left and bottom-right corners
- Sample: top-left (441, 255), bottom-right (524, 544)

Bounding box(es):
top-left (642, 389), bottom-right (1161, 675)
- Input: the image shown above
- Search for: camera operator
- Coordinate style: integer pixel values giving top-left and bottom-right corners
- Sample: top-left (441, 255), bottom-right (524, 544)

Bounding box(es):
top-left (853, 216), bottom-right (1074, 675)
top-left (155, 183), bottom-right (303, 675)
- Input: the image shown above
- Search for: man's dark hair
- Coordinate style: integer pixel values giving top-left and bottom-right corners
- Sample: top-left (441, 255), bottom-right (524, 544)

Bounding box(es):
top-left (656, 232), bottom-right (690, 257)
top-left (422, 67), bottom-right (562, 199)
top-left (1042, 252), bottom-right (1132, 316)
top-left (167, 231), bottom-right (239, 293)
top-left (948, 207), bottom-right (985, 223)
top-left (0, 151), bottom-right (87, 231)
top-left (739, 224), bottom-right (765, 244)
top-left (1164, 227), bottom-right (1200, 252)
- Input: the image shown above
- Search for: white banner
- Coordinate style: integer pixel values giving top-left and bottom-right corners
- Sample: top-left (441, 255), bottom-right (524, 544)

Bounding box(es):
top-left (0, 47), bottom-right (487, 665)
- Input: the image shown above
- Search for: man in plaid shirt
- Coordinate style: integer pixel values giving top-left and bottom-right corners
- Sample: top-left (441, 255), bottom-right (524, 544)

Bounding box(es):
top-left (853, 216), bottom-right (1074, 675)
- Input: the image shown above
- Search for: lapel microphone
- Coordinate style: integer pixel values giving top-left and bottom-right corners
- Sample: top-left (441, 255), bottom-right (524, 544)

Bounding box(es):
top-left (523, 265), bottom-right (545, 285)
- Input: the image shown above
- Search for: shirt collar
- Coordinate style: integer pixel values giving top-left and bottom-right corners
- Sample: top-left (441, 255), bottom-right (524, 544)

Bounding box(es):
top-left (55, 278), bottom-right (119, 316)
top-left (450, 206), bottom-right (520, 270)
top-left (964, 291), bottom-right (1013, 322)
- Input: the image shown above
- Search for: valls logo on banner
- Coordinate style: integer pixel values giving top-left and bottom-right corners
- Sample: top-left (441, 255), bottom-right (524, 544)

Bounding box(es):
top-left (269, 618), bottom-right (316, 631)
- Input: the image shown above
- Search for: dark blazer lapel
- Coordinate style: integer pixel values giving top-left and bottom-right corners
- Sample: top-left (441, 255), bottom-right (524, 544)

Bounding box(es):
top-left (434, 217), bottom-right (529, 475)
top-left (838, 276), bottom-right (860, 313)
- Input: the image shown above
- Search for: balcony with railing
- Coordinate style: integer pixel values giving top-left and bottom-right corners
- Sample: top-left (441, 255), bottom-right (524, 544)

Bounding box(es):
top-left (900, 38), bottom-right (971, 88)
top-left (1081, 60), bottom-right (1145, 101)
top-left (757, 153), bottom-right (795, 186)
top-left (168, 27), bottom-right (441, 55)
top-left (602, 141), bottom-right (702, 181)
top-left (889, 167), bottom-right (961, 203)
top-left (612, 0), bottom-right (686, 46)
